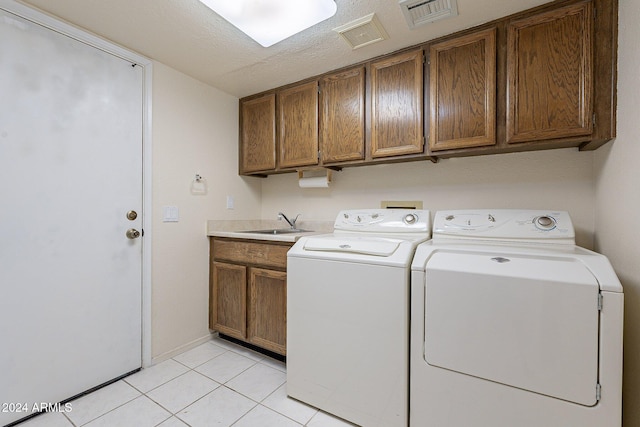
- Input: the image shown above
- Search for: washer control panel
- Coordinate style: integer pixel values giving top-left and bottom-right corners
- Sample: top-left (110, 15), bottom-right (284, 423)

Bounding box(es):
top-left (433, 210), bottom-right (574, 244)
top-left (534, 215), bottom-right (556, 230)
top-left (404, 213), bottom-right (418, 225)
top-left (334, 209), bottom-right (431, 233)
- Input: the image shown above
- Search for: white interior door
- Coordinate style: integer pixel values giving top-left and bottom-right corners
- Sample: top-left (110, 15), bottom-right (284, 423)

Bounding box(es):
top-left (0, 8), bottom-right (143, 425)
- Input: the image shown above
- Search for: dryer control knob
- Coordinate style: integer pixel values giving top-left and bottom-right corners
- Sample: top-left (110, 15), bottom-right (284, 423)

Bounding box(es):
top-left (404, 213), bottom-right (418, 225)
top-left (535, 216), bottom-right (555, 229)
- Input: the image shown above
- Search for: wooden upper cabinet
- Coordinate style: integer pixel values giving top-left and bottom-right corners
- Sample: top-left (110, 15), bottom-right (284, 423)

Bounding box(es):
top-left (429, 28), bottom-right (497, 151)
top-left (237, 0), bottom-right (614, 174)
top-left (278, 81), bottom-right (319, 169)
top-left (319, 67), bottom-right (365, 164)
top-left (371, 49), bottom-right (424, 158)
top-left (506, 1), bottom-right (593, 144)
top-left (240, 94), bottom-right (276, 174)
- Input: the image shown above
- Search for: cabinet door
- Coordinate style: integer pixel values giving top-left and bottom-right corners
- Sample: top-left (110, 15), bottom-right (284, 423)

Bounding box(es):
top-left (248, 267), bottom-right (287, 355)
top-left (278, 81), bottom-right (319, 168)
top-left (240, 94), bottom-right (276, 174)
top-left (371, 49), bottom-right (424, 158)
top-left (211, 261), bottom-right (247, 340)
top-left (506, 1), bottom-right (593, 144)
top-left (320, 67), bottom-right (365, 164)
top-left (429, 28), bottom-right (496, 151)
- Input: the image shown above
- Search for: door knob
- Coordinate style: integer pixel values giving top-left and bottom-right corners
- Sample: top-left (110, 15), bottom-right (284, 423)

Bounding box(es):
top-left (126, 210), bottom-right (138, 220)
top-left (126, 228), bottom-right (141, 239)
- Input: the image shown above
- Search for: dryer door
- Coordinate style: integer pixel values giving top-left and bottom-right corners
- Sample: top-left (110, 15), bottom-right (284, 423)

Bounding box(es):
top-left (424, 251), bottom-right (600, 406)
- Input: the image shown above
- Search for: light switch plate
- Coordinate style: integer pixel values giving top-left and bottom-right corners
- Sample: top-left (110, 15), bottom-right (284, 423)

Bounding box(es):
top-left (163, 206), bottom-right (179, 222)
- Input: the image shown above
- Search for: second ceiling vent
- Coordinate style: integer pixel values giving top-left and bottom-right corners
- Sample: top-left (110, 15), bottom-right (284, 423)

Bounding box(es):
top-left (400, 0), bottom-right (459, 29)
top-left (333, 13), bottom-right (389, 50)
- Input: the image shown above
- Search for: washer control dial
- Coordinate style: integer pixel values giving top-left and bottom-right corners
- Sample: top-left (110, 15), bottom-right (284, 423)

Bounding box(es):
top-left (534, 215), bottom-right (556, 230)
top-left (403, 213), bottom-right (418, 225)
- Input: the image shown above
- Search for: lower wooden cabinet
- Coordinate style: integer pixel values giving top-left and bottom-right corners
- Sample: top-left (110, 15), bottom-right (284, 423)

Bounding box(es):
top-left (209, 238), bottom-right (291, 355)
top-left (211, 261), bottom-right (247, 340)
top-left (248, 268), bottom-right (287, 354)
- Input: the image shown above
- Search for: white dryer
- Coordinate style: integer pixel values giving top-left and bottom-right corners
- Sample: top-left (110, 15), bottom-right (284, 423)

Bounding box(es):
top-left (287, 209), bottom-right (431, 427)
top-left (410, 210), bottom-right (623, 427)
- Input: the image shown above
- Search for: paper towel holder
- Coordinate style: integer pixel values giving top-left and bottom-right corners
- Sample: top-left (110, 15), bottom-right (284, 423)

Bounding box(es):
top-left (297, 168), bottom-right (333, 183)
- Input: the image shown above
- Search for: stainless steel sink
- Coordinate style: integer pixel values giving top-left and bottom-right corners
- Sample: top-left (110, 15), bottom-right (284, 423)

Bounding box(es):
top-left (241, 228), bottom-right (311, 235)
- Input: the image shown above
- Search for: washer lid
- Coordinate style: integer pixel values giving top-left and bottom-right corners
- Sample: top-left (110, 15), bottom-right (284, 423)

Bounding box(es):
top-left (303, 236), bottom-right (401, 256)
top-left (425, 250), bottom-right (600, 406)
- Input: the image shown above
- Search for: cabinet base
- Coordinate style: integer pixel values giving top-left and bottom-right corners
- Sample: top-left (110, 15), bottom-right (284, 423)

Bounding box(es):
top-left (217, 333), bottom-right (286, 363)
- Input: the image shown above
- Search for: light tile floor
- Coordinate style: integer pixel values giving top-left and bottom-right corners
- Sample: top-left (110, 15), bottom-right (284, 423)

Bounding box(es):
top-left (18, 337), bottom-right (356, 427)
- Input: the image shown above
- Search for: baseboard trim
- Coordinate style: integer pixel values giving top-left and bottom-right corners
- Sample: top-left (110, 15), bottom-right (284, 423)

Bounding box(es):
top-left (150, 332), bottom-right (215, 365)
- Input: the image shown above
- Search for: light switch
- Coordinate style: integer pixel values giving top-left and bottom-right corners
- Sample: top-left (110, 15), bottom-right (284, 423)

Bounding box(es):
top-left (226, 195), bottom-right (234, 209)
top-left (163, 206), bottom-right (179, 222)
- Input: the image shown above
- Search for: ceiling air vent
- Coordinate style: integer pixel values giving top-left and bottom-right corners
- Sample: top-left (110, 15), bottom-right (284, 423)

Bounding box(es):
top-left (400, 0), bottom-right (459, 29)
top-left (333, 13), bottom-right (389, 50)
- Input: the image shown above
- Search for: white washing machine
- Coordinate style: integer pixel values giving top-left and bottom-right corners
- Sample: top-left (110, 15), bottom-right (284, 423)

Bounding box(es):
top-left (410, 209), bottom-right (623, 427)
top-left (287, 209), bottom-right (431, 427)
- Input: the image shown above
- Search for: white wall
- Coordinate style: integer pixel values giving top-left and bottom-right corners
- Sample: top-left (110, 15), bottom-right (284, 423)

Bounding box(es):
top-left (261, 148), bottom-right (596, 248)
top-left (151, 62), bottom-right (260, 361)
top-left (595, 1), bottom-right (640, 425)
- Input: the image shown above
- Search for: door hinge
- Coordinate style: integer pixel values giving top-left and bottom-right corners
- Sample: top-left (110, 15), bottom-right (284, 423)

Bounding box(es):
top-left (318, 150), bottom-right (321, 160)
top-left (596, 383), bottom-right (602, 401)
top-left (598, 293), bottom-right (603, 311)
top-left (592, 113), bottom-right (597, 127)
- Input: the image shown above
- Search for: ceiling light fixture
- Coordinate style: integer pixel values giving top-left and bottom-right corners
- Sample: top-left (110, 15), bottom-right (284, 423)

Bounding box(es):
top-left (199, 0), bottom-right (337, 47)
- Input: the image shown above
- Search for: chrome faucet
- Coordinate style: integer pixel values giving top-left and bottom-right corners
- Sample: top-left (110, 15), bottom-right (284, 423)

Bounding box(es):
top-left (278, 212), bottom-right (300, 229)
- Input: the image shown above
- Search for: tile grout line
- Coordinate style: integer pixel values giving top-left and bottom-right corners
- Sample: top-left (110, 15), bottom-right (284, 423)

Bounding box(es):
top-left (149, 339), bottom-right (288, 426)
top-left (41, 339), bottom-right (291, 427)
top-left (162, 361), bottom-right (275, 423)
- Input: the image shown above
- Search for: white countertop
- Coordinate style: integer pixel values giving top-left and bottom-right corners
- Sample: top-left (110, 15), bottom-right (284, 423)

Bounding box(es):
top-left (206, 219), bottom-right (333, 242)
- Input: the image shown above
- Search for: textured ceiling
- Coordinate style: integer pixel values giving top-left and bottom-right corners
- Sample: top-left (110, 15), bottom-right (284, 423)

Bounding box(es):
top-left (20, 0), bottom-right (552, 98)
